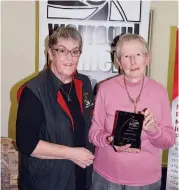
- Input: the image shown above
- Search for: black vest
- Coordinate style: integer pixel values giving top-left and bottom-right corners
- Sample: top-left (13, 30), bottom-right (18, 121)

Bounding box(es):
top-left (19, 68), bottom-right (94, 190)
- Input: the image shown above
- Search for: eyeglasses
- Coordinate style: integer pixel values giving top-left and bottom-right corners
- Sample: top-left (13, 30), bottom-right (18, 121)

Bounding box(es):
top-left (119, 53), bottom-right (146, 61)
top-left (111, 50), bottom-right (117, 57)
top-left (53, 47), bottom-right (81, 57)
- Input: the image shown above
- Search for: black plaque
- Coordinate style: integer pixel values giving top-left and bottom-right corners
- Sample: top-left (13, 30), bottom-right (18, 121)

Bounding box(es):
top-left (112, 111), bottom-right (144, 149)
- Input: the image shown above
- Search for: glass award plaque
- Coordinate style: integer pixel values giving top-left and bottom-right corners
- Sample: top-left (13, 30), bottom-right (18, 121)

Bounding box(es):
top-left (112, 111), bottom-right (144, 149)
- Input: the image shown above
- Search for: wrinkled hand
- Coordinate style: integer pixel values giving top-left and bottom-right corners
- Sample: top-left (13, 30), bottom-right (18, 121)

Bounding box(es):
top-left (107, 137), bottom-right (140, 153)
top-left (69, 147), bottom-right (94, 168)
top-left (141, 108), bottom-right (157, 133)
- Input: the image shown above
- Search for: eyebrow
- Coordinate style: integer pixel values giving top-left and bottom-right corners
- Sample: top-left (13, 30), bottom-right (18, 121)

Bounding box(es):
top-left (56, 45), bottom-right (80, 50)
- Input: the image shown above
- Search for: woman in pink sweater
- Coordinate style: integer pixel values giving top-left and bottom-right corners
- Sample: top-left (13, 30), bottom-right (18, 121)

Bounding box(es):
top-left (89, 34), bottom-right (176, 190)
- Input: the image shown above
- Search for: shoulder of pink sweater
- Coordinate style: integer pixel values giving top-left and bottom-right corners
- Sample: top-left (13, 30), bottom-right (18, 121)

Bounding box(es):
top-left (99, 75), bottom-right (121, 90)
top-left (147, 77), bottom-right (167, 94)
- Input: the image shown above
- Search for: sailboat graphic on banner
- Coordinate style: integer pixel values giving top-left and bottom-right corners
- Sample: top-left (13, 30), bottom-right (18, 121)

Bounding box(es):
top-left (47, 0), bottom-right (142, 22)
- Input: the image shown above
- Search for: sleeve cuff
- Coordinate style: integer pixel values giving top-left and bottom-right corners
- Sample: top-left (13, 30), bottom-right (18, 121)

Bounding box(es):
top-left (146, 126), bottom-right (161, 139)
top-left (96, 132), bottom-right (111, 147)
top-left (102, 133), bottom-right (111, 146)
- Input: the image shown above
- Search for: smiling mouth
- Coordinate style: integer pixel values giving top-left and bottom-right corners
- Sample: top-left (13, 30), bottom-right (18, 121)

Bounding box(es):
top-left (131, 68), bottom-right (139, 71)
top-left (64, 64), bottom-right (73, 67)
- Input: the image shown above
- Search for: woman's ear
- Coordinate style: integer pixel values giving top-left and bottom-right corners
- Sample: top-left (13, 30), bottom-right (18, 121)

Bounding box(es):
top-left (47, 48), bottom-right (53, 62)
top-left (116, 57), bottom-right (123, 70)
top-left (145, 53), bottom-right (151, 66)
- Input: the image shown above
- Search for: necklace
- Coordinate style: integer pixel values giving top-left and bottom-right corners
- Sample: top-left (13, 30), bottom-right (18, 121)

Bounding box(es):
top-left (124, 76), bottom-right (144, 113)
top-left (61, 81), bottom-right (73, 102)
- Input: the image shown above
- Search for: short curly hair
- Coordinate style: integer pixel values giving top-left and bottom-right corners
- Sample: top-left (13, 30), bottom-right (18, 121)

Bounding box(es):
top-left (48, 25), bottom-right (83, 50)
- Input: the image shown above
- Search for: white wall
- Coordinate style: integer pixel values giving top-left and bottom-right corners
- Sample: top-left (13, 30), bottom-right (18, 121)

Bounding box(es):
top-left (1, 1), bottom-right (35, 137)
top-left (150, 1), bottom-right (178, 87)
top-left (1, 1), bottom-right (178, 138)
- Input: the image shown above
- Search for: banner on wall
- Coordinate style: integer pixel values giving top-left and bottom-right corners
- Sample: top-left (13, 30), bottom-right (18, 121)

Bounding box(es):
top-left (39, 0), bottom-right (151, 88)
top-left (166, 29), bottom-right (179, 190)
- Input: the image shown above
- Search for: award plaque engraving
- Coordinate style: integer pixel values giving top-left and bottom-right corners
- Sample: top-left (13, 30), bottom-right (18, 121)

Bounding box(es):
top-left (113, 111), bottom-right (144, 149)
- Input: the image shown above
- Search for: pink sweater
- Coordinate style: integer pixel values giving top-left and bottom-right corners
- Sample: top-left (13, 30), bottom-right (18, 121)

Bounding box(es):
top-left (89, 75), bottom-right (176, 186)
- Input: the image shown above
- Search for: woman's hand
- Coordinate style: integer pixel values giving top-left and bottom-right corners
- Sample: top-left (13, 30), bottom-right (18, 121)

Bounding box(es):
top-left (68, 147), bottom-right (94, 168)
top-left (107, 137), bottom-right (140, 153)
top-left (141, 108), bottom-right (157, 133)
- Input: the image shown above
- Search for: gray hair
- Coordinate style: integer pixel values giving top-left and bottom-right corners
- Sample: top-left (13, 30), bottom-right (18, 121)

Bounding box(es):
top-left (48, 25), bottom-right (83, 50)
top-left (116, 33), bottom-right (149, 58)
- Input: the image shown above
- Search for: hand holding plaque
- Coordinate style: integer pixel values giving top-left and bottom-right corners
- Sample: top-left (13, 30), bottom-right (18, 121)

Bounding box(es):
top-left (112, 111), bottom-right (144, 149)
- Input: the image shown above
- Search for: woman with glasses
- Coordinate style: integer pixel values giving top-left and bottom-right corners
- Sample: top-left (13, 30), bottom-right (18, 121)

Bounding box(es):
top-left (89, 33), bottom-right (176, 190)
top-left (16, 26), bottom-right (94, 190)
